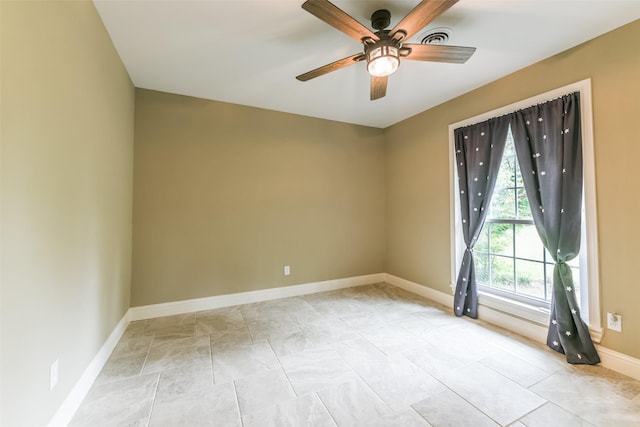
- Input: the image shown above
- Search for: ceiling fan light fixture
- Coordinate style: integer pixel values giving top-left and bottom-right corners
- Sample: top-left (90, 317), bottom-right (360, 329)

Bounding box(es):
top-left (366, 44), bottom-right (400, 77)
top-left (297, 0), bottom-right (476, 99)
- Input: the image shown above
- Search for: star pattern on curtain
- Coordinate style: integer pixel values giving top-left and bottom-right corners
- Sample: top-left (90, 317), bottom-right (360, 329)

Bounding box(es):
top-left (510, 92), bottom-right (599, 365)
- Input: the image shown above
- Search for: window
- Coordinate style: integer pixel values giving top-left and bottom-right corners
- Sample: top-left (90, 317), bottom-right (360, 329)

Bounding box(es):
top-left (449, 79), bottom-right (601, 340)
top-left (474, 130), bottom-right (581, 308)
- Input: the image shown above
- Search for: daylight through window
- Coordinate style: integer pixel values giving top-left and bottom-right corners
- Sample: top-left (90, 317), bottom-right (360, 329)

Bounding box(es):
top-left (474, 129), bottom-right (581, 308)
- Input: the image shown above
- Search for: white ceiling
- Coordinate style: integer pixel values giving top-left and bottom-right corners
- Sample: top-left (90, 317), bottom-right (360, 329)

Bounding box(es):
top-left (93, 0), bottom-right (640, 128)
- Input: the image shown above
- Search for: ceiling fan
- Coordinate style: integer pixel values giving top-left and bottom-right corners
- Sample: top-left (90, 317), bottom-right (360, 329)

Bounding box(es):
top-left (296, 0), bottom-right (476, 100)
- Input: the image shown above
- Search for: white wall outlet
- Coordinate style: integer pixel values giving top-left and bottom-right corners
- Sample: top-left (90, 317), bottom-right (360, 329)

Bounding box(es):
top-left (284, 265), bottom-right (290, 276)
top-left (50, 359), bottom-right (59, 391)
top-left (607, 312), bottom-right (622, 332)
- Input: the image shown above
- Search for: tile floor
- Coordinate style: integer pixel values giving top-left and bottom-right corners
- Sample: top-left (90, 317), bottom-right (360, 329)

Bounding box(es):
top-left (70, 283), bottom-right (640, 426)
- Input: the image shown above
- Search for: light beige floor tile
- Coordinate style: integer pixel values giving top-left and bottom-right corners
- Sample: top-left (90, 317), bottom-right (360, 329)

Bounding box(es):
top-left (339, 312), bottom-right (384, 330)
top-left (240, 297), bottom-right (314, 320)
top-left (288, 308), bottom-right (326, 325)
top-left (269, 331), bottom-right (318, 358)
top-left (212, 340), bottom-right (279, 383)
top-left (359, 355), bottom-right (446, 411)
top-left (410, 308), bottom-right (458, 327)
top-left (438, 362), bottom-right (546, 425)
top-left (300, 289), bottom-right (347, 305)
top-left (194, 310), bottom-right (246, 336)
top-left (145, 313), bottom-right (195, 330)
top-left (317, 378), bottom-right (391, 426)
top-left (95, 352), bottom-right (147, 385)
top-left (365, 409), bottom-right (432, 427)
top-left (517, 402), bottom-right (595, 426)
top-left (210, 327), bottom-right (253, 351)
top-left (360, 323), bottom-right (424, 355)
top-left (453, 321), bottom-right (527, 360)
top-left (111, 332), bottom-right (153, 358)
top-left (196, 305), bottom-right (243, 319)
top-left (530, 367), bottom-right (640, 426)
top-left (273, 296), bottom-right (315, 307)
top-left (396, 316), bottom-right (440, 340)
top-left (336, 338), bottom-right (444, 410)
top-left (242, 393), bottom-right (337, 427)
top-left (143, 335), bottom-right (211, 374)
top-left (121, 419), bottom-right (148, 426)
top-left (234, 368), bottom-right (296, 415)
top-left (124, 320), bottom-right (147, 334)
top-left (495, 334), bottom-right (567, 374)
top-left (150, 323), bottom-right (196, 346)
top-left (403, 342), bottom-right (472, 380)
top-left (412, 388), bottom-right (500, 427)
top-left (155, 362), bottom-right (213, 403)
top-left (299, 318), bottom-right (359, 346)
top-left (70, 373), bottom-right (159, 427)
top-left (367, 302), bottom-right (425, 323)
top-left (310, 299), bottom-right (374, 317)
top-left (479, 351), bottom-right (552, 387)
top-left (280, 347), bottom-right (357, 396)
top-left (380, 294), bottom-right (439, 314)
top-left (246, 314), bottom-right (302, 341)
top-left (333, 337), bottom-right (389, 375)
top-left (340, 285), bottom-right (393, 305)
top-left (148, 382), bottom-right (240, 427)
top-left (423, 325), bottom-right (497, 362)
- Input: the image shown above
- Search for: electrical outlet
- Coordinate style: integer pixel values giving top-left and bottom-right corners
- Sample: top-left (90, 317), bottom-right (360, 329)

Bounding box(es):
top-left (50, 359), bottom-right (59, 391)
top-left (607, 312), bottom-right (622, 332)
top-left (284, 265), bottom-right (291, 276)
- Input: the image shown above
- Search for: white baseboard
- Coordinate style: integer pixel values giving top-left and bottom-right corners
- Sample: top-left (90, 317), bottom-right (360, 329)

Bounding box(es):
top-left (596, 346), bottom-right (640, 381)
top-left (384, 273), bottom-right (454, 307)
top-left (47, 310), bottom-right (131, 427)
top-left (130, 273), bottom-right (386, 321)
top-left (385, 273), bottom-right (640, 381)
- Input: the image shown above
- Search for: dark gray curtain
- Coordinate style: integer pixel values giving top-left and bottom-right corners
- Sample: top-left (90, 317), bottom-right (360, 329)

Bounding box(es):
top-left (454, 116), bottom-right (510, 318)
top-left (510, 92), bottom-right (599, 364)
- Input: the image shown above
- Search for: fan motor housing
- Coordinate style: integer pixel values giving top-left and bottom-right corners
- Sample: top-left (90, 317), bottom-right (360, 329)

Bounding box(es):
top-left (371, 9), bottom-right (391, 31)
top-left (364, 37), bottom-right (400, 55)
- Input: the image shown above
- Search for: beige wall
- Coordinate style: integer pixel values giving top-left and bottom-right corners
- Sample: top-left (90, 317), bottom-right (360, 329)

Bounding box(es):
top-left (132, 89), bottom-right (386, 306)
top-left (386, 20), bottom-right (640, 358)
top-left (1, 2), bottom-right (638, 423)
top-left (0, 1), bottom-right (134, 425)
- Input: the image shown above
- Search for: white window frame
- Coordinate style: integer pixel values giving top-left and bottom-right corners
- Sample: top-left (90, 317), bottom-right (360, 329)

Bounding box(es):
top-left (448, 79), bottom-right (602, 342)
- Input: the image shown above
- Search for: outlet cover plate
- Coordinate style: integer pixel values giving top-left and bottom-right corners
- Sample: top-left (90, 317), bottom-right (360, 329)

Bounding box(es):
top-left (607, 312), bottom-right (622, 332)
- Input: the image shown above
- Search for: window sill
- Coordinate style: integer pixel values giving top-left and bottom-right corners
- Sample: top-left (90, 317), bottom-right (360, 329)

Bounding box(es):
top-left (477, 290), bottom-right (602, 343)
top-left (478, 291), bottom-right (550, 325)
